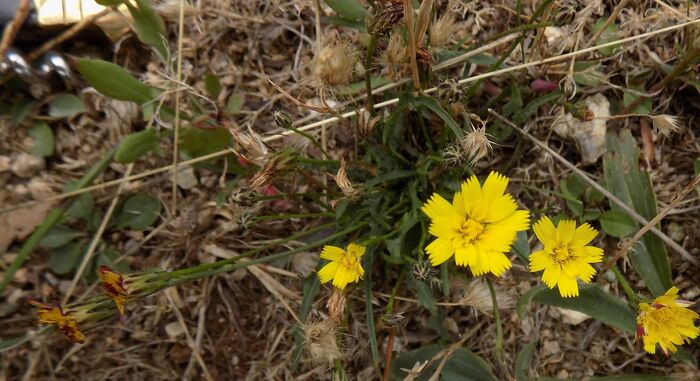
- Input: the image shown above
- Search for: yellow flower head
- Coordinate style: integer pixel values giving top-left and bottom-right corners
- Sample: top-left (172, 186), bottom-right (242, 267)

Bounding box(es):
top-left (98, 266), bottom-right (128, 324)
top-left (421, 171), bottom-right (530, 276)
top-left (636, 286), bottom-right (699, 355)
top-left (529, 216), bottom-right (603, 298)
top-left (27, 299), bottom-right (86, 344)
top-left (318, 243), bottom-right (366, 289)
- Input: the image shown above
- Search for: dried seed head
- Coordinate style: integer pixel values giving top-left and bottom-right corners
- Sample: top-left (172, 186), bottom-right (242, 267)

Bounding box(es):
top-left (415, 47), bottom-right (433, 71)
top-left (385, 33), bottom-right (407, 66)
top-left (651, 114), bottom-right (682, 137)
top-left (333, 157), bottom-right (361, 199)
top-left (454, 278), bottom-right (515, 315)
top-left (315, 40), bottom-right (355, 87)
top-left (411, 260), bottom-right (437, 282)
top-left (369, 0), bottom-right (403, 37)
top-left (460, 126), bottom-right (493, 165)
top-left (248, 153), bottom-right (294, 192)
top-left (304, 319), bottom-right (342, 364)
top-left (430, 13), bottom-right (456, 47)
top-left (437, 79), bottom-right (465, 105)
top-left (326, 287), bottom-right (347, 323)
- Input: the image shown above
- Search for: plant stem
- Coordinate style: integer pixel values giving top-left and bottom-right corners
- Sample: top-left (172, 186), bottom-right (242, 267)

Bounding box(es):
top-left (365, 35), bottom-right (379, 113)
top-left (610, 265), bottom-right (641, 305)
top-left (486, 278), bottom-right (504, 363)
top-left (252, 212), bottom-right (334, 221)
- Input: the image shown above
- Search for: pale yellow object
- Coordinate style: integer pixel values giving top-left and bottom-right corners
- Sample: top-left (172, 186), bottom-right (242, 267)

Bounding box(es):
top-left (32, 0), bottom-right (131, 40)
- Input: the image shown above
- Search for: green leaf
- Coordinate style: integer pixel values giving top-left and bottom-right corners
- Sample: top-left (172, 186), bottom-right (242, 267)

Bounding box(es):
top-left (125, 0), bottom-right (168, 60)
top-left (10, 97), bottom-right (35, 126)
top-left (623, 89), bottom-right (652, 115)
top-left (593, 18), bottom-right (622, 56)
top-left (322, 16), bottom-right (367, 31)
top-left (76, 59), bottom-right (155, 105)
top-left (323, 0), bottom-right (369, 21)
top-left (573, 62), bottom-right (605, 87)
top-left (522, 284), bottom-right (636, 333)
top-left (512, 231), bottom-right (530, 265)
top-left (414, 279), bottom-right (437, 313)
top-left (363, 247), bottom-right (379, 364)
top-left (600, 210), bottom-right (637, 237)
top-left (515, 341), bottom-right (537, 381)
top-left (291, 275), bottom-right (321, 371)
top-left (48, 93), bottom-right (86, 118)
top-left (224, 95), bottom-right (245, 115)
top-left (204, 73), bottom-right (222, 98)
top-left (412, 95), bottom-right (464, 140)
top-left (391, 345), bottom-right (497, 381)
top-left (48, 242), bottom-right (85, 275)
top-left (338, 76), bottom-right (390, 96)
top-left (603, 130), bottom-right (671, 296)
top-left (517, 284), bottom-right (546, 318)
top-left (113, 193), bottom-right (162, 229)
top-left (115, 128), bottom-right (161, 163)
top-left (39, 226), bottom-right (84, 248)
top-left (538, 376), bottom-right (672, 381)
top-left (28, 122), bottom-right (54, 157)
top-left (66, 193), bottom-right (95, 221)
top-left (180, 126), bottom-right (231, 158)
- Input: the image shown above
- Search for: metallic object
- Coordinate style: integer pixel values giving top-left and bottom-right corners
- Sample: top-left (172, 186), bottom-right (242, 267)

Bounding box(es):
top-left (0, 48), bottom-right (73, 93)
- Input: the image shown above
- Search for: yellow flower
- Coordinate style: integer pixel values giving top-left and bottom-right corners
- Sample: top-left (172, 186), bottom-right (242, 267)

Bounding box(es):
top-left (27, 299), bottom-right (86, 343)
top-left (529, 216), bottom-right (603, 298)
top-left (636, 286), bottom-right (700, 355)
top-left (98, 266), bottom-right (128, 323)
top-left (421, 171), bottom-right (530, 276)
top-left (318, 243), bottom-right (366, 289)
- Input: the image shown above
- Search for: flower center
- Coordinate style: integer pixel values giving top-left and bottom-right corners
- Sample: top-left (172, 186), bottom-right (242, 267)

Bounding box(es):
top-left (459, 219), bottom-right (484, 242)
top-left (553, 245), bottom-right (572, 262)
top-left (340, 254), bottom-right (359, 270)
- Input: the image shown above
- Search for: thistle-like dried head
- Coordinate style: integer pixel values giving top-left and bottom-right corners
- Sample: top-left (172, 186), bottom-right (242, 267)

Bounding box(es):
top-left (651, 114), bottom-right (682, 137)
top-left (304, 319), bottom-right (342, 364)
top-left (315, 40), bottom-right (355, 87)
top-left (430, 13), bottom-right (457, 47)
top-left (460, 126), bottom-right (493, 165)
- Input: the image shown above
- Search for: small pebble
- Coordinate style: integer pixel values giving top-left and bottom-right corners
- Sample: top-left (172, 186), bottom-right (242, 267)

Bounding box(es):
top-left (10, 153), bottom-right (45, 178)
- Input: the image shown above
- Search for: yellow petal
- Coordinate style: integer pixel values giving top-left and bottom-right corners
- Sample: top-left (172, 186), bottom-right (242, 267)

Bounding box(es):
top-left (570, 223), bottom-right (598, 247)
top-left (422, 193), bottom-right (460, 220)
top-left (533, 216), bottom-right (556, 246)
top-left (318, 261), bottom-right (340, 284)
top-left (452, 191), bottom-right (466, 216)
top-left (556, 220), bottom-right (577, 245)
top-left (461, 176), bottom-right (483, 218)
top-left (529, 250), bottom-right (552, 272)
top-left (488, 251), bottom-right (512, 276)
top-left (482, 171), bottom-right (509, 198)
top-left (426, 238), bottom-right (454, 266)
top-left (541, 263), bottom-right (561, 288)
top-left (484, 194), bottom-right (518, 222)
top-left (320, 246), bottom-right (345, 261)
top-left (557, 276), bottom-right (579, 297)
top-left (347, 243), bottom-right (366, 258)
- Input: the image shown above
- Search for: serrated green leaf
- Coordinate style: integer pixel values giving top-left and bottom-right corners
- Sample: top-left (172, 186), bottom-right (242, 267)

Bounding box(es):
top-left (526, 284), bottom-right (636, 333)
top-left (603, 130), bottom-right (671, 296)
top-left (39, 226), bottom-right (84, 249)
top-left (113, 193), bottom-right (162, 229)
top-left (76, 59), bottom-right (154, 105)
top-left (48, 242), bottom-right (85, 275)
top-left (391, 345), bottom-right (497, 381)
top-left (324, 0), bottom-right (369, 21)
top-left (600, 210), bottom-right (637, 237)
top-left (115, 128), bottom-right (161, 163)
top-left (28, 122), bottom-right (54, 157)
top-left (125, 0), bottom-right (168, 60)
top-left (415, 280), bottom-right (437, 313)
top-left (48, 93), bottom-right (86, 118)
